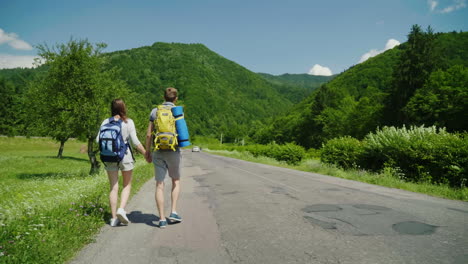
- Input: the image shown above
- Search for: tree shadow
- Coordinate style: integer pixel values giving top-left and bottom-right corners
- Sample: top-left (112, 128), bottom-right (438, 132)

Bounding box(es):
top-left (17, 170), bottom-right (90, 180)
top-left (47, 156), bottom-right (89, 162)
top-left (23, 155), bottom-right (89, 163)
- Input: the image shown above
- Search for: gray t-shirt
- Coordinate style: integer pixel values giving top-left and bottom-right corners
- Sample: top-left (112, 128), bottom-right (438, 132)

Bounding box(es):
top-left (149, 102), bottom-right (175, 122)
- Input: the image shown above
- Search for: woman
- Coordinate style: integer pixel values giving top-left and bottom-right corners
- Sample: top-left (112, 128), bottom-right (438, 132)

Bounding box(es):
top-left (97, 99), bottom-right (146, 227)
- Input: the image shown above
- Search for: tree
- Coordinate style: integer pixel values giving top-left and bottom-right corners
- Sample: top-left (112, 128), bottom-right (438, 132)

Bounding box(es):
top-left (405, 65), bottom-right (468, 131)
top-left (27, 76), bottom-right (76, 158)
top-left (385, 25), bottom-right (440, 125)
top-left (0, 78), bottom-right (17, 136)
top-left (32, 38), bottom-right (129, 173)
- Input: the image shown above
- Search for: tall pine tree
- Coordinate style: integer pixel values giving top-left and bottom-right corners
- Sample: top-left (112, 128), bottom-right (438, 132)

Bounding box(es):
top-left (384, 25), bottom-right (439, 125)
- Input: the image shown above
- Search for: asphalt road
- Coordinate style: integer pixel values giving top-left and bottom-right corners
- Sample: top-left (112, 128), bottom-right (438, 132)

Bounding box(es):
top-left (70, 151), bottom-right (468, 264)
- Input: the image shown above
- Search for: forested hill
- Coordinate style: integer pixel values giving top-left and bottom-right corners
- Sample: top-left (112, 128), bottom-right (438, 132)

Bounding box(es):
top-left (258, 73), bottom-right (334, 91)
top-left (105, 42), bottom-right (301, 139)
top-left (0, 42), bottom-right (313, 139)
top-left (257, 73), bottom-right (334, 103)
top-left (255, 29), bottom-right (468, 148)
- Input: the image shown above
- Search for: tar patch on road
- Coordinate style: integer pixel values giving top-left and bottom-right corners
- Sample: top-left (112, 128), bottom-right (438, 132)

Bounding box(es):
top-left (302, 204), bottom-right (439, 236)
top-left (447, 207), bottom-right (468, 214)
top-left (303, 215), bottom-right (337, 229)
top-left (303, 204), bottom-right (342, 212)
top-left (454, 254), bottom-right (468, 264)
top-left (270, 186), bottom-right (299, 200)
top-left (392, 221), bottom-right (438, 235)
top-left (222, 191), bottom-right (239, 195)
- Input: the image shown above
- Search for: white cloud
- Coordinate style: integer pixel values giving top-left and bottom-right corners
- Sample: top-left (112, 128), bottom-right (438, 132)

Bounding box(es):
top-left (359, 49), bottom-right (380, 63)
top-left (428, 0), bottom-right (438, 11)
top-left (441, 0), bottom-right (466, 13)
top-left (359, 39), bottom-right (400, 63)
top-left (429, 0), bottom-right (466, 13)
top-left (0, 30), bottom-right (15, 44)
top-left (9, 39), bottom-right (33, 50)
top-left (308, 64), bottom-right (333, 76)
top-left (384, 39), bottom-right (400, 50)
top-left (0, 28), bottom-right (33, 50)
top-left (0, 54), bottom-right (39, 69)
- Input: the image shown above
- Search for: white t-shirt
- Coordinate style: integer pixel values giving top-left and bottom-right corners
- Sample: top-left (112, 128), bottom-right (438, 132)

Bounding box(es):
top-left (96, 117), bottom-right (141, 163)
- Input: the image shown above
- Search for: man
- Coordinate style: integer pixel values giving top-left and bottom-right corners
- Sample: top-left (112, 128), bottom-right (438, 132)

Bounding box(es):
top-left (145, 87), bottom-right (182, 228)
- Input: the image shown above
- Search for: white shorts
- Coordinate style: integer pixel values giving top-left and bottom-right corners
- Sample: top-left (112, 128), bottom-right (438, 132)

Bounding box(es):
top-left (104, 161), bottom-right (134, 172)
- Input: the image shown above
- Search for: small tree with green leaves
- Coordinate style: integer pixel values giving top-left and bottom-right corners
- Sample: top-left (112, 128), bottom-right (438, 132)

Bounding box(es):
top-left (32, 38), bottom-right (129, 173)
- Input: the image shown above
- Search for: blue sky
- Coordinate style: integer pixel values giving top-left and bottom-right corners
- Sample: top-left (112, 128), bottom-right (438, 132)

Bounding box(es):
top-left (0, 0), bottom-right (467, 75)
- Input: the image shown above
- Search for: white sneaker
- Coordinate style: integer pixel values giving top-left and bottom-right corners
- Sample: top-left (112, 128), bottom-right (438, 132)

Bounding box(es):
top-left (110, 218), bottom-right (120, 227)
top-left (116, 208), bottom-right (129, 225)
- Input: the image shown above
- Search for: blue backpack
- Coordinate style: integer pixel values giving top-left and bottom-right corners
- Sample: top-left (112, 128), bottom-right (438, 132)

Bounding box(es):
top-left (98, 117), bottom-right (127, 163)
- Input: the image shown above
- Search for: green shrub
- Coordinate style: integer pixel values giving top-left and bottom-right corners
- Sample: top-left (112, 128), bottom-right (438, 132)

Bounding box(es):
top-left (305, 148), bottom-right (321, 159)
top-left (229, 143), bottom-right (305, 165)
top-left (363, 126), bottom-right (468, 187)
top-left (271, 143), bottom-right (306, 165)
top-left (320, 136), bottom-right (364, 169)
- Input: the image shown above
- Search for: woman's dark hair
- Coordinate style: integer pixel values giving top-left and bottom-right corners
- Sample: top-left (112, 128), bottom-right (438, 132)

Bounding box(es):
top-left (111, 99), bottom-right (128, 122)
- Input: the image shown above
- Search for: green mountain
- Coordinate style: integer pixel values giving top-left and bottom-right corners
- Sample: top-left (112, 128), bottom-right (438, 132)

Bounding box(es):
top-left (1, 43), bottom-right (302, 141)
top-left (258, 73), bottom-right (334, 90)
top-left (258, 73), bottom-right (334, 103)
top-left (255, 29), bottom-right (468, 148)
top-left (105, 42), bottom-right (301, 139)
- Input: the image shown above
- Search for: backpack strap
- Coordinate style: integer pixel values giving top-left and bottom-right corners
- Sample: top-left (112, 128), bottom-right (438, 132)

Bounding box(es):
top-left (108, 116), bottom-right (124, 124)
top-left (128, 143), bottom-right (135, 162)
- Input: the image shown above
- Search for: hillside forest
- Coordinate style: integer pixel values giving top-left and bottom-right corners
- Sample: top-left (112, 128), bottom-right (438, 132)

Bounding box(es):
top-left (254, 25), bottom-right (467, 148)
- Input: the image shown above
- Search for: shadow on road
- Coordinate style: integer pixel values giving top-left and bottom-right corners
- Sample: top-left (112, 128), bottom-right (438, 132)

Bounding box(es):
top-left (128, 211), bottom-right (182, 227)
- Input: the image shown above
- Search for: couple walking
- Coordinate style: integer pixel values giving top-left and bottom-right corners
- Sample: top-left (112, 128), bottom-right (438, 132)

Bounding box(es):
top-left (97, 87), bottom-right (183, 229)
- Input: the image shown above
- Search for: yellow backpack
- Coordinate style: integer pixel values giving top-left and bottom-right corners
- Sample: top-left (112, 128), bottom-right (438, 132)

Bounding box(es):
top-left (153, 105), bottom-right (178, 151)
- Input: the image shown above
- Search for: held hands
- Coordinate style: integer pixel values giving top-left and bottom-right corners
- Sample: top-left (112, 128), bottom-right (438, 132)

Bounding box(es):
top-left (145, 151), bottom-right (152, 163)
top-left (137, 144), bottom-right (151, 163)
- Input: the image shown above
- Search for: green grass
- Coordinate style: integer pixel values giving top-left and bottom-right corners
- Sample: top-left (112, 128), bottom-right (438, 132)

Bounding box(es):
top-left (0, 137), bottom-right (154, 263)
top-left (205, 148), bottom-right (468, 201)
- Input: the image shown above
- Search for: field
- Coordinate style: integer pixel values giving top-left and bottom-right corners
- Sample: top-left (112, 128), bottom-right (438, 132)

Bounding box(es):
top-left (0, 137), bottom-right (153, 263)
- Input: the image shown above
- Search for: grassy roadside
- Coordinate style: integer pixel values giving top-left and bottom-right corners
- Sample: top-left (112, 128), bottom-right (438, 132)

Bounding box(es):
top-left (0, 137), bottom-right (153, 264)
top-left (205, 149), bottom-right (468, 201)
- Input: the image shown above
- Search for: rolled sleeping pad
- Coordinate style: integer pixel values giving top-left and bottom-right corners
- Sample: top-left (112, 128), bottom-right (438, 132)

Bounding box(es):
top-left (171, 106), bottom-right (191, 147)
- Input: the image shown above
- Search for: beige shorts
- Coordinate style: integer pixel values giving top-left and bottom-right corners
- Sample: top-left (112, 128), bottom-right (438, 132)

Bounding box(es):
top-left (104, 161), bottom-right (134, 172)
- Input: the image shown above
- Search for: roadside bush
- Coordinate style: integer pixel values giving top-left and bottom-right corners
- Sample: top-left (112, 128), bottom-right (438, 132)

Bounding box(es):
top-left (232, 143), bottom-right (306, 165)
top-left (363, 126), bottom-right (468, 187)
top-left (243, 144), bottom-right (271, 158)
top-left (320, 136), bottom-right (364, 169)
top-left (305, 148), bottom-right (321, 159)
top-left (271, 143), bottom-right (306, 165)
